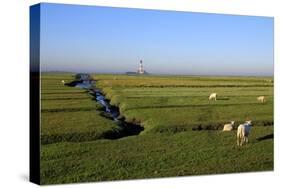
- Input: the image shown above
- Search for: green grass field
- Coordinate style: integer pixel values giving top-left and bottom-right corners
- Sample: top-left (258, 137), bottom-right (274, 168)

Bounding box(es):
top-left (40, 73), bottom-right (119, 144)
top-left (40, 73), bottom-right (274, 185)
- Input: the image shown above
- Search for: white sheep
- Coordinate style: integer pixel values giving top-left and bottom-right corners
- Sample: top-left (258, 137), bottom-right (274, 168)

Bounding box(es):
top-left (237, 121), bottom-right (252, 146)
top-left (209, 93), bottom-right (217, 101)
top-left (257, 96), bottom-right (265, 103)
top-left (61, 80), bottom-right (65, 85)
top-left (265, 79), bottom-right (273, 83)
top-left (223, 121), bottom-right (235, 131)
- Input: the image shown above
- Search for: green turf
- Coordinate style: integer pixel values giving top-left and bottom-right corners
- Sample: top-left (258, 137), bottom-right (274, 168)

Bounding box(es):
top-left (41, 111), bottom-right (120, 144)
top-left (41, 126), bottom-right (273, 184)
top-left (40, 73), bottom-right (119, 144)
top-left (95, 75), bottom-right (273, 134)
top-left (40, 73), bottom-right (274, 185)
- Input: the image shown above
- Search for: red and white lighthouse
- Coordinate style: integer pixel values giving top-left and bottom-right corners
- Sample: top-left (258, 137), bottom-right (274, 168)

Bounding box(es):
top-left (137, 60), bottom-right (145, 74)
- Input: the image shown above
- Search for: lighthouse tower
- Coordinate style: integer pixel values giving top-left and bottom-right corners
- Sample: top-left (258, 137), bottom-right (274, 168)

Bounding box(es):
top-left (137, 60), bottom-right (145, 74)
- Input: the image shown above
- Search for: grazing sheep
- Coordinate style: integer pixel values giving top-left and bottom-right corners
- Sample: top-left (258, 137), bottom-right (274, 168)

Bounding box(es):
top-left (61, 80), bottom-right (65, 85)
top-left (237, 121), bottom-right (252, 146)
top-left (223, 121), bottom-right (235, 131)
top-left (209, 93), bottom-right (217, 101)
top-left (257, 96), bottom-right (265, 103)
top-left (265, 79), bottom-right (273, 83)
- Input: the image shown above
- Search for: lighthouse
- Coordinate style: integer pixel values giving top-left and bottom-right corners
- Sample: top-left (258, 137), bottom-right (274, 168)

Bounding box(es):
top-left (137, 60), bottom-right (145, 74)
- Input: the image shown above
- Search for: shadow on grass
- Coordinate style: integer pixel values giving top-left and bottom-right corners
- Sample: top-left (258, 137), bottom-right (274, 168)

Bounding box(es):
top-left (256, 134), bottom-right (273, 141)
top-left (217, 97), bottom-right (230, 100)
top-left (124, 102), bottom-right (258, 111)
top-left (41, 107), bottom-right (94, 113)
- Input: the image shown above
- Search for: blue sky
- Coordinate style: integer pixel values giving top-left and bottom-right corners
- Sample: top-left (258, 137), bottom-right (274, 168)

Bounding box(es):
top-left (39, 3), bottom-right (274, 76)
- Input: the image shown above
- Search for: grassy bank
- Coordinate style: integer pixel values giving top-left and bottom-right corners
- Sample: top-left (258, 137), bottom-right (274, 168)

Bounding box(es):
top-left (40, 73), bottom-right (119, 144)
top-left (40, 73), bottom-right (273, 184)
top-left (95, 74), bottom-right (273, 133)
top-left (41, 126), bottom-right (273, 184)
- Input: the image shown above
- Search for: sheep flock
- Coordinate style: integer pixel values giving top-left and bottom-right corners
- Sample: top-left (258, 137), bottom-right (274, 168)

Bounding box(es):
top-left (209, 92), bottom-right (267, 146)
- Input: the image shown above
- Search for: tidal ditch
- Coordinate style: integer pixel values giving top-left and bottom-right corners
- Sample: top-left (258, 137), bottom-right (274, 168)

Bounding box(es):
top-left (70, 79), bottom-right (144, 139)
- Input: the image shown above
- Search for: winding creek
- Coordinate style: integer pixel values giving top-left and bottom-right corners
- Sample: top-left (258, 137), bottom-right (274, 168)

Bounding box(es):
top-left (69, 79), bottom-right (144, 139)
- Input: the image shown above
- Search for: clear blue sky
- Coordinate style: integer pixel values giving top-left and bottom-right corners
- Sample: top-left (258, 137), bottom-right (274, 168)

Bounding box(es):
top-left (39, 3), bottom-right (274, 76)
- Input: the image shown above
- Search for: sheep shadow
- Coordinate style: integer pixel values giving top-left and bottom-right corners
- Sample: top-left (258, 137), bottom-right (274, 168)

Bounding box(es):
top-left (256, 134), bottom-right (273, 141)
top-left (217, 97), bottom-right (230, 100)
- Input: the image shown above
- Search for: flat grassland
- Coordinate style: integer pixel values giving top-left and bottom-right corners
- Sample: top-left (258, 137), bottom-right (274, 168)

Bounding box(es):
top-left (41, 74), bottom-right (118, 144)
top-left (40, 73), bottom-right (273, 185)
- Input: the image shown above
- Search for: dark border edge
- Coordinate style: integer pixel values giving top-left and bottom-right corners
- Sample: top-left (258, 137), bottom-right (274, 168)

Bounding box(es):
top-left (30, 3), bottom-right (41, 185)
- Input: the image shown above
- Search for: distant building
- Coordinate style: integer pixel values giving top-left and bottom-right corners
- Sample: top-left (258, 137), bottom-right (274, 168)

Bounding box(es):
top-left (125, 71), bottom-right (138, 75)
top-left (126, 60), bottom-right (148, 75)
top-left (137, 60), bottom-right (145, 74)
top-left (75, 73), bottom-right (92, 81)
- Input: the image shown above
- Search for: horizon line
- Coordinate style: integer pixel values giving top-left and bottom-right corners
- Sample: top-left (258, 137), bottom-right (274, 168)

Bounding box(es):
top-left (41, 70), bottom-right (274, 77)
